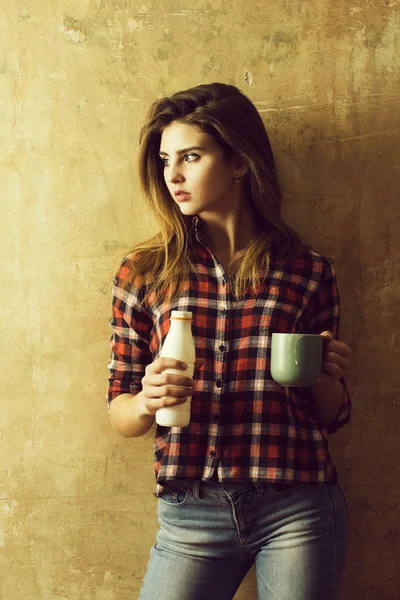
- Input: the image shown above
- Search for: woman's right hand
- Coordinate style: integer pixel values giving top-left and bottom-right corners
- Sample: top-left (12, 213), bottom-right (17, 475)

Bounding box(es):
top-left (137, 357), bottom-right (205, 416)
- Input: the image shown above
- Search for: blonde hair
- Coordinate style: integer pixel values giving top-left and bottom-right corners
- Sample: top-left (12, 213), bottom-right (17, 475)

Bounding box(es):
top-left (123, 83), bottom-right (307, 303)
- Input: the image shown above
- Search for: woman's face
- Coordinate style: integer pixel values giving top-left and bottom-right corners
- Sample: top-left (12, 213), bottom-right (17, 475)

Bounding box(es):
top-left (159, 121), bottom-right (240, 217)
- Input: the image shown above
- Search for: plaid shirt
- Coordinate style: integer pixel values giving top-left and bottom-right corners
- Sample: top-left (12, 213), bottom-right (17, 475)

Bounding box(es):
top-left (107, 217), bottom-right (351, 486)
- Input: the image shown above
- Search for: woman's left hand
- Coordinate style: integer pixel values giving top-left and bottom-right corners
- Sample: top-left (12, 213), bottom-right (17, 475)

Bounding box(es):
top-left (320, 331), bottom-right (351, 380)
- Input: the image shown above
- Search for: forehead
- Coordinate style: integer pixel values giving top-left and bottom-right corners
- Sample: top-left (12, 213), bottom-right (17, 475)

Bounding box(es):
top-left (160, 122), bottom-right (215, 152)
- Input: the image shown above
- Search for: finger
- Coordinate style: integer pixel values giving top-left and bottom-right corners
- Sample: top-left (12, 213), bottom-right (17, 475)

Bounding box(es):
top-left (147, 357), bottom-right (187, 375)
top-left (322, 360), bottom-right (344, 380)
top-left (146, 384), bottom-right (195, 399)
top-left (145, 371), bottom-right (195, 388)
top-left (324, 340), bottom-right (351, 357)
top-left (145, 395), bottom-right (189, 413)
top-left (324, 352), bottom-right (350, 371)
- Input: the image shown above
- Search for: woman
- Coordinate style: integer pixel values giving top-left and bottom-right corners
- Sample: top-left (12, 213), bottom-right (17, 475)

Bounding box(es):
top-left (107, 83), bottom-right (352, 600)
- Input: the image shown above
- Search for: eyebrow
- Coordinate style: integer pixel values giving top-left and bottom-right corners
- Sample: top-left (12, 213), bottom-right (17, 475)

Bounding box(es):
top-left (159, 146), bottom-right (206, 157)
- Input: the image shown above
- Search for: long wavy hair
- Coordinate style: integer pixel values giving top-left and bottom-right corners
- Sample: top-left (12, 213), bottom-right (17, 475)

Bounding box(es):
top-left (124, 82), bottom-right (307, 303)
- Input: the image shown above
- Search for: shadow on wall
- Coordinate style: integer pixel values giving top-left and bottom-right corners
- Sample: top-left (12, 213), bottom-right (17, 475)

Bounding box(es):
top-left (274, 114), bottom-right (399, 600)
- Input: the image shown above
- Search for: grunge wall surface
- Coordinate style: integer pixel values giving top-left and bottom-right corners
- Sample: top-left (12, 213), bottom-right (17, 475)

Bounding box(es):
top-left (1, 1), bottom-right (399, 598)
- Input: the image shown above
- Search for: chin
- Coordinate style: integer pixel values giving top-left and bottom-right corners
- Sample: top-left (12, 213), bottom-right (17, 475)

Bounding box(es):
top-left (177, 204), bottom-right (198, 216)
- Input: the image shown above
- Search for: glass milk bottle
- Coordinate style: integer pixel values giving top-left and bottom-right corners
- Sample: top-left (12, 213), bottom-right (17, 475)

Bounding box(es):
top-left (155, 311), bottom-right (196, 428)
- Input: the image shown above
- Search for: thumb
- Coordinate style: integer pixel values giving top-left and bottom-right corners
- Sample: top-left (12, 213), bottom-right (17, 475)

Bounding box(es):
top-left (320, 330), bottom-right (334, 342)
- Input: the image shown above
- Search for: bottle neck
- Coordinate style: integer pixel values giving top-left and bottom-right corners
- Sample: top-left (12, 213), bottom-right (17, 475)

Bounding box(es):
top-left (162, 317), bottom-right (195, 363)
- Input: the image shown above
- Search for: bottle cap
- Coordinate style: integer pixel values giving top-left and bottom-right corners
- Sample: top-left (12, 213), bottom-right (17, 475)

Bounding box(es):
top-left (171, 311), bottom-right (192, 320)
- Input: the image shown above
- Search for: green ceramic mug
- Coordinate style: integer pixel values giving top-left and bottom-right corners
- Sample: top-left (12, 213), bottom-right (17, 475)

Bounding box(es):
top-left (270, 333), bottom-right (323, 387)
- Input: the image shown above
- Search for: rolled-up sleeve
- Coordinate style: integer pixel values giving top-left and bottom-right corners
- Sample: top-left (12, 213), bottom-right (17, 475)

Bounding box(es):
top-left (306, 259), bottom-right (352, 434)
top-left (107, 257), bottom-right (153, 410)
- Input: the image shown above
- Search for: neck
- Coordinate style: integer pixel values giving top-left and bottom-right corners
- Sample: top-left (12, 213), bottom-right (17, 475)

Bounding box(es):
top-left (198, 202), bottom-right (261, 259)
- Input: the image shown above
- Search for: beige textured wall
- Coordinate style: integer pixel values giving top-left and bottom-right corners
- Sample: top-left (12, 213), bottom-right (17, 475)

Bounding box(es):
top-left (1, 1), bottom-right (399, 598)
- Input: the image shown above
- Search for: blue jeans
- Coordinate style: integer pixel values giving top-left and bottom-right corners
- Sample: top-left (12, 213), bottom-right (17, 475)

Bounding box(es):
top-left (138, 480), bottom-right (348, 600)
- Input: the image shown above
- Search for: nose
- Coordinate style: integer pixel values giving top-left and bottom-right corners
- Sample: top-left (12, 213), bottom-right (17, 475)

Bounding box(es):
top-left (167, 161), bottom-right (184, 184)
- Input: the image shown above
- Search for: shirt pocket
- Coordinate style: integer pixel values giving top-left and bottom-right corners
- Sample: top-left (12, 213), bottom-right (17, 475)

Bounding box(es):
top-left (255, 285), bottom-right (307, 337)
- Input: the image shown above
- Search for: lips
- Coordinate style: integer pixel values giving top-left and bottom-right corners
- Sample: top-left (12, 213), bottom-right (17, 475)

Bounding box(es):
top-left (174, 191), bottom-right (191, 202)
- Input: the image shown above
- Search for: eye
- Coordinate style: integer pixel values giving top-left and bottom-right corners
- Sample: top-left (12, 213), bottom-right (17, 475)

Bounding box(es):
top-left (159, 156), bottom-right (169, 166)
top-left (184, 153), bottom-right (199, 162)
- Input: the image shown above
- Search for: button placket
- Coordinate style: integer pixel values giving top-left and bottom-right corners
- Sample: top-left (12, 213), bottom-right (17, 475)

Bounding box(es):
top-left (209, 272), bottom-right (230, 460)
top-left (216, 282), bottom-right (229, 389)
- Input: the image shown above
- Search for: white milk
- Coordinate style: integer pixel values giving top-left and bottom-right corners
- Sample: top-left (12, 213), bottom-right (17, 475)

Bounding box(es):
top-left (155, 311), bottom-right (196, 427)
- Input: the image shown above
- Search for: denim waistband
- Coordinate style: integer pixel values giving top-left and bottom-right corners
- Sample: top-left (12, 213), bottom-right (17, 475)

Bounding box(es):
top-left (162, 479), bottom-right (307, 500)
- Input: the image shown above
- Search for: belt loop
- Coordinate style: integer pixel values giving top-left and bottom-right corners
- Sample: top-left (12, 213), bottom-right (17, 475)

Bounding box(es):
top-left (192, 480), bottom-right (201, 499)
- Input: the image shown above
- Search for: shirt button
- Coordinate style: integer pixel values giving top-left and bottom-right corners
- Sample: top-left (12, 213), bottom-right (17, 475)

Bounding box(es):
top-left (209, 450), bottom-right (216, 458)
top-left (219, 344), bottom-right (226, 352)
top-left (213, 414), bottom-right (220, 423)
top-left (222, 308), bottom-right (227, 315)
top-left (216, 379), bottom-right (223, 388)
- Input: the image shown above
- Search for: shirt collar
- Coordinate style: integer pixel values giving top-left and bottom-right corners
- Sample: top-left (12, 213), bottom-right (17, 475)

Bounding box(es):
top-left (191, 215), bottom-right (203, 243)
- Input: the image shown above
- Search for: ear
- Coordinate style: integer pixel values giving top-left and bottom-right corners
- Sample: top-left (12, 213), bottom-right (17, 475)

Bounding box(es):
top-left (232, 154), bottom-right (248, 179)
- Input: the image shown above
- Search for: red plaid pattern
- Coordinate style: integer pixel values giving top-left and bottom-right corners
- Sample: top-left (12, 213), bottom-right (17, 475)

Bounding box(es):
top-left (107, 217), bottom-right (351, 485)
